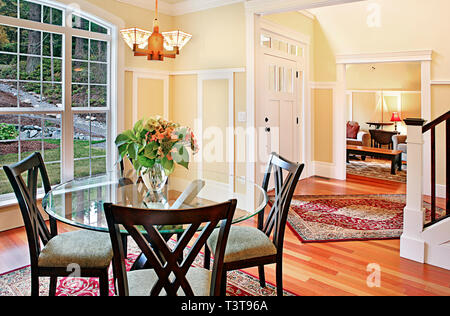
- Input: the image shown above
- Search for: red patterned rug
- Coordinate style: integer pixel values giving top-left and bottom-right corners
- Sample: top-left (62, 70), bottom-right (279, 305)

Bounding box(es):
top-left (0, 241), bottom-right (295, 296)
top-left (286, 194), bottom-right (445, 243)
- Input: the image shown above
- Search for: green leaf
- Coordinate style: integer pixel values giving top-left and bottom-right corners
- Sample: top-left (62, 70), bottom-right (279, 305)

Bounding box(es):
top-left (127, 143), bottom-right (139, 160)
top-left (115, 133), bottom-right (131, 147)
top-left (161, 157), bottom-right (175, 175)
top-left (138, 155), bottom-right (155, 168)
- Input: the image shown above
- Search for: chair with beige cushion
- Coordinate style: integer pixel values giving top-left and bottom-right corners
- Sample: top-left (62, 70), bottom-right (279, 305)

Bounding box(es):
top-left (392, 135), bottom-right (407, 161)
top-left (3, 152), bottom-right (113, 296)
top-left (204, 153), bottom-right (305, 296)
top-left (104, 200), bottom-right (237, 296)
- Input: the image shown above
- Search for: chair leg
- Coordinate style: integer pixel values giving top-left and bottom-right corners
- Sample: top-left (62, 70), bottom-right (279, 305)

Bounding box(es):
top-left (258, 265), bottom-right (266, 288)
top-left (31, 274), bottom-right (39, 297)
top-left (49, 276), bottom-right (57, 296)
top-left (204, 244), bottom-right (211, 270)
top-left (99, 269), bottom-right (110, 297)
top-left (276, 263), bottom-right (283, 297)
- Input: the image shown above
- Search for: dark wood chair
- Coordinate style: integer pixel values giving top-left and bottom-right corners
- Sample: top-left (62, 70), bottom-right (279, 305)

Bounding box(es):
top-left (104, 199), bottom-right (237, 296)
top-left (3, 152), bottom-right (113, 296)
top-left (204, 153), bottom-right (304, 296)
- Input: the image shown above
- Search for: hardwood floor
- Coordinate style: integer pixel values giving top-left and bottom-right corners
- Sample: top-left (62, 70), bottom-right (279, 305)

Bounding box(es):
top-left (0, 175), bottom-right (448, 296)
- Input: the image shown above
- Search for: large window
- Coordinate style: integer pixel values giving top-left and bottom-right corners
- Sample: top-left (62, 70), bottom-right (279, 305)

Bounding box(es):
top-left (0, 0), bottom-right (114, 202)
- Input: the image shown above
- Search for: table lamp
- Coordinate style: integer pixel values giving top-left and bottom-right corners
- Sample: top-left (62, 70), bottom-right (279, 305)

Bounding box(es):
top-left (391, 112), bottom-right (402, 131)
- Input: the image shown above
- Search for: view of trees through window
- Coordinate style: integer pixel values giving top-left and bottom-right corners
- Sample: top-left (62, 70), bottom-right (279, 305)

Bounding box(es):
top-left (0, 0), bottom-right (111, 198)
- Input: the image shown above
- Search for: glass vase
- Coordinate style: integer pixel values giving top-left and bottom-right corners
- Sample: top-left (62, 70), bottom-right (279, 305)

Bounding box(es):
top-left (141, 163), bottom-right (169, 206)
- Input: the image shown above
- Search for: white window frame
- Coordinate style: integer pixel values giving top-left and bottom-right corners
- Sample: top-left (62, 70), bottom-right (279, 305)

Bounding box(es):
top-left (0, 0), bottom-right (118, 204)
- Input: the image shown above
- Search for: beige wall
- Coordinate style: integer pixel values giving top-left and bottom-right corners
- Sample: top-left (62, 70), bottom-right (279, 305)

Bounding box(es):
top-left (431, 86), bottom-right (449, 186)
top-left (346, 63), bottom-right (421, 91)
top-left (313, 89), bottom-right (334, 163)
top-left (173, 3), bottom-right (246, 71)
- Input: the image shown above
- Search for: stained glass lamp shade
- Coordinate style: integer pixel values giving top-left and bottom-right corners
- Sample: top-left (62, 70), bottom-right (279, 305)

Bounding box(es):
top-left (120, 28), bottom-right (152, 50)
top-left (162, 30), bottom-right (192, 52)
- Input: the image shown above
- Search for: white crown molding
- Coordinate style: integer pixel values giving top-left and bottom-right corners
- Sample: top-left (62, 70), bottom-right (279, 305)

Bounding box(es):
top-left (297, 10), bottom-right (315, 20)
top-left (116, 0), bottom-right (244, 16)
top-left (336, 50), bottom-right (433, 64)
top-left (245, 0), bottom-right (363, 15)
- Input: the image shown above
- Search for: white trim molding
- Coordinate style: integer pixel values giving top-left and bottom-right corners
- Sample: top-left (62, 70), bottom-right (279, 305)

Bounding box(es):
top-left (117, 0), bottom-right (244, 16)
top-left (312, 161), bottom-right (338, 179)
top-left (431, 80), bottom-right (450, 85)
top-left (125, 67), bottom-right (245, 76)
top-left (259, 18), bottom-right (311, 45)
top-left (246, 0), bottom-right (363, 15)
top-left (336, 50), bottom-right (433, 64)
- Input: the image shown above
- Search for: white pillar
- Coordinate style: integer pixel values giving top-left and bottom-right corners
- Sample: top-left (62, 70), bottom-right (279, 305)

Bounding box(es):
top-left (400, 119), bottom-right (427, 263)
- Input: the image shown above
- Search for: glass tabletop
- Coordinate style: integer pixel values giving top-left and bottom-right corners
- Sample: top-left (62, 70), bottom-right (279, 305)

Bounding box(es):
top-left (42, 168), bottom-right (268, 235)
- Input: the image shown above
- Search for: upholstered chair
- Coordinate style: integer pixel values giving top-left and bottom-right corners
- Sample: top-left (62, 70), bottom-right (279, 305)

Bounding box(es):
top-left (3, 152), bottom-right (114, 296)
top-left (393, 135), bottom-right (408, 161)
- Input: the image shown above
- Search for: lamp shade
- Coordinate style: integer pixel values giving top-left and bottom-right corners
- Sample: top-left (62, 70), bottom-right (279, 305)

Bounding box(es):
top-left (162, 30), bottom-right (192, 51)
top-left (391, 112), bottom-right (402, 122)
top-left (120, 28), bottom-right (152, 50)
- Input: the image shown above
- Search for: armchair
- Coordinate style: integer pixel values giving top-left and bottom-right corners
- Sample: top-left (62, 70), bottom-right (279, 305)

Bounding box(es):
top-left (347, 122), bottom-right (370, 147)
top-left (392, 135), bottom-right (407, 161)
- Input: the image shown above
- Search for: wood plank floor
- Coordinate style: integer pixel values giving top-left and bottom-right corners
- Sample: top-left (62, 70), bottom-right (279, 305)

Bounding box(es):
top-left (0, 175), bottom-right (449, 296)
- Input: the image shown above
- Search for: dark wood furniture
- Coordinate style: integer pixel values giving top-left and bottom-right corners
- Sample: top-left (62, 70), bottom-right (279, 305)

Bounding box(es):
top-left (347, 145), bottom-right (403, 175)
top-left (3, 152), bottom-right (113, 296)
top-left (204, 153), bottom-right (305, 296)
top-left (104, 200), bottom-right (237, 296)
top-left (366, 122), bottom-right (394, 130)
top-left (369, 129), bottom-right (400, 149)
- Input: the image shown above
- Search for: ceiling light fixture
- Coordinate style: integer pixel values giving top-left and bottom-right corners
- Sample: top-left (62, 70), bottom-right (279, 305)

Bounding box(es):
top-left (120, 0), bottom-right (192, 61)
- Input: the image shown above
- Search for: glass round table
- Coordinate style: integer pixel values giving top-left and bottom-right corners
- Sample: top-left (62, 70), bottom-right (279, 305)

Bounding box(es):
top-left (42, 169), bottom-right (268, 235)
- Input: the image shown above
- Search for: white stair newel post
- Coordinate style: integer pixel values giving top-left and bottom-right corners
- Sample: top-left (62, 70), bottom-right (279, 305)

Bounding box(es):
top-left (400, 118), bottom-right (427, 263)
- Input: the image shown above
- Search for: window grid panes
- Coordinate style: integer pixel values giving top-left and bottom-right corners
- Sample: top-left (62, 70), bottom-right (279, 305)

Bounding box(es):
top-left (0, 0), bottom-right (112, 198)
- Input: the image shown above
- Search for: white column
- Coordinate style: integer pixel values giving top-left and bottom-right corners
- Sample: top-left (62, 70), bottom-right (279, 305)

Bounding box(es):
top-left (335, 63), bottom-right (347, 180)
top-left (400, 119), bottom-right (427, 263)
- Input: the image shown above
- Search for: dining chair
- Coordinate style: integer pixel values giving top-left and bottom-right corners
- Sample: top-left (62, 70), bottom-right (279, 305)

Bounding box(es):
top-left (204, 153), bottom-right (304, 296)
top-left (104, 200), bottom-right (237, 296)
top-left (3, 152), bottom-right (114, 296)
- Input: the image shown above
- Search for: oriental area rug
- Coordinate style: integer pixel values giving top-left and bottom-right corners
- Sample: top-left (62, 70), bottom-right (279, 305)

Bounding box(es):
top-left (347, 158), bottom-right (407, 183)
top-left (286, 194), bottom-right (445, 243)
top-left (0, 242), bottom-right (295, 297)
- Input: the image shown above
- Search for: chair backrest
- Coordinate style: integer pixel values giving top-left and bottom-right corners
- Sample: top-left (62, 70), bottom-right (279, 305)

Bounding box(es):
top-left (3, 152), bottom-right (56, 267)
top-left (260, 153), bottom-right (304, 253)
top-left (104, 200), bottom-right (237, 296)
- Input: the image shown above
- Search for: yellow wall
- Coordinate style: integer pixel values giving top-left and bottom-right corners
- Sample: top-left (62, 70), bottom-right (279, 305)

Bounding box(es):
top-left (346, 63), bottom-right (421, 91)
top-left (202, 79), bottom-right (230, 184)
top-left (313, 89), bottom-right (334, 163)
top-left (137, 78), bottom-right (165, 118)
top-left (173, 3), bottom-right (246, 71)
top-left (431, 86), bottom-right (449, 186)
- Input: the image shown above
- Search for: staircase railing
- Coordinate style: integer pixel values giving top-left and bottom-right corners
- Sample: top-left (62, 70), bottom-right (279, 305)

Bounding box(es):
top-left (422, 110), bottom-right (450, 227)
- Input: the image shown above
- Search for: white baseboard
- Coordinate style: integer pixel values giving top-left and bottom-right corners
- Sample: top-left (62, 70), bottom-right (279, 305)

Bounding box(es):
top-left (312, 161), bottom-right (338, 179)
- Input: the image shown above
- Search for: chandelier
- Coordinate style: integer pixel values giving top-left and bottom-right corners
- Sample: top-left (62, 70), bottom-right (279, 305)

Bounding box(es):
top-left (120, 0), bottom-right (192, 61)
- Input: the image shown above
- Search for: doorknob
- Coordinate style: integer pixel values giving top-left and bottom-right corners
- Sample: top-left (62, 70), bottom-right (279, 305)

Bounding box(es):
top-left (265, 127), bottom-right (271, 133)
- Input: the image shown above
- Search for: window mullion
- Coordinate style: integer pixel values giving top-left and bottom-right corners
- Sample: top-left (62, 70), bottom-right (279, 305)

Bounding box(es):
top-left (62, 30), bottom-right (74, 181)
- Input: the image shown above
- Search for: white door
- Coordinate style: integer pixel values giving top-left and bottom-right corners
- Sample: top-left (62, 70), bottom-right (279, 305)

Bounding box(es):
top-left (258, 54), bottom-right (302, 182)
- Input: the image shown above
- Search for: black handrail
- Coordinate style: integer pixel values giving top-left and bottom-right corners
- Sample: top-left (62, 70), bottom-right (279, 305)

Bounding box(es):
top-left (422, 110), bottom-right (450, 225)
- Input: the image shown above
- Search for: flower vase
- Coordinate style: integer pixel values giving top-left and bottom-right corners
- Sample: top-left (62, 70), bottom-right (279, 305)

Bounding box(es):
top-left (141, 163), bottom-right (169, 206)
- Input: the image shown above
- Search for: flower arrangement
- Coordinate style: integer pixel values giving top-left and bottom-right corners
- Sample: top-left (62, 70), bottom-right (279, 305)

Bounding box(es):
top-left (115, 117), bottom-right (199, 176)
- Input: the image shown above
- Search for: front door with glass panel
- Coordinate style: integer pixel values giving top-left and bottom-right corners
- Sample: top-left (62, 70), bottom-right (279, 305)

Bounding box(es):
top-left (257, 30), bottom-right (305, 186)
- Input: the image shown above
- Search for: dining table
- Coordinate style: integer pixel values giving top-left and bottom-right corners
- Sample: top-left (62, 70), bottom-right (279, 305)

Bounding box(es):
top-left (42, 168), bottom-right (268, 270)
